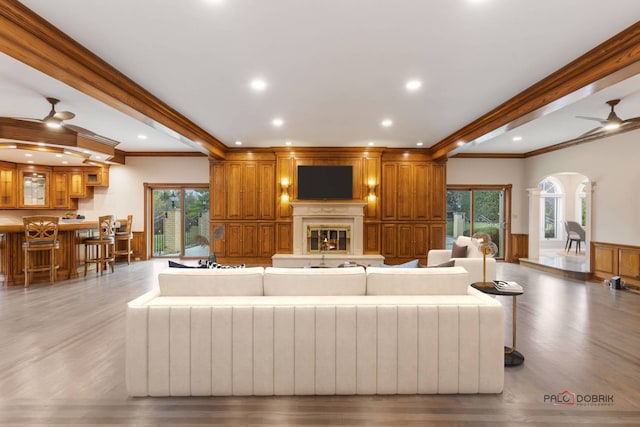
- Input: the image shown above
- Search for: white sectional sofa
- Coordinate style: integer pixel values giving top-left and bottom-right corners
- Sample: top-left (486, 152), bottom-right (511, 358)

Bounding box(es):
top-left (126, 266), bottom-right (504, 397)
top-left (427, 235), bottom-right (497, 283)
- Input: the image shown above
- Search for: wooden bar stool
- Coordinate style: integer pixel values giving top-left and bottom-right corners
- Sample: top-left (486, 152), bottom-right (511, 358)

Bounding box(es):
top-left (22, 215), bottom-right (60, 288)
top-left (114, 215), bottom-right (133, 264)
top-left (84, 215), bottom-right (116, 276)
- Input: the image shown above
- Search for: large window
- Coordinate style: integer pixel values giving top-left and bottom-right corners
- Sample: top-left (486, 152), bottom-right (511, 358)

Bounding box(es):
top-left (446, 186), bottom-right (509, 259)
top-left (151, 186), bottom-right (210, 257)
top-left (538, 177), bottom-right (563, 239)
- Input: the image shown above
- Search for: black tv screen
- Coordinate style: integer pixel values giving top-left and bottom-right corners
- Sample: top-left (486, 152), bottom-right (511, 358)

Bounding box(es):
top-left (297, 165), bottom-right (353, 200)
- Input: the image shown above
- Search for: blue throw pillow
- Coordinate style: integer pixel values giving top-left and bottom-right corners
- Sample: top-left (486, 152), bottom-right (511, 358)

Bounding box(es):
top-left (379, 259), bottom-right (419, 268)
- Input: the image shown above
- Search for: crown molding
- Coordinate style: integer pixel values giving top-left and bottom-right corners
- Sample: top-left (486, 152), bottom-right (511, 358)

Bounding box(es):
top-left (0, 0), bottom-right (227, 160)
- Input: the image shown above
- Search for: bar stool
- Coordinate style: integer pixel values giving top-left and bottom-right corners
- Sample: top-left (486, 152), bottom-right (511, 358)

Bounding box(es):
top-left (114, 214), bottom-right (133, 264)
top-left (22, 215), bottom-right (60, 288)
top-left (84, 215), bottom-right (116, 276)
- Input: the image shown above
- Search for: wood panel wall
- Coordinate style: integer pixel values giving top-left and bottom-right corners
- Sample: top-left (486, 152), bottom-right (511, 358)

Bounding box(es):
top-left (509, 234), bottom-right (529, 263)
top-left (592, 241), bottom-right (640, 290)
top-left (209, 147), bottom-right (447, 265)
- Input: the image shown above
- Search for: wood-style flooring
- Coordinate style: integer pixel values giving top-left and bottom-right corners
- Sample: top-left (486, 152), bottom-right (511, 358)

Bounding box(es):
top-left (0, 260), bottom-right (639, 426)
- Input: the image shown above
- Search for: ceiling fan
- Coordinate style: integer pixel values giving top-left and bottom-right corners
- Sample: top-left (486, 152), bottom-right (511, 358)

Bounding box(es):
top-left (40, 97), bottom-right (76, 128)
top-left (576, 99), bottom-right (640, 134)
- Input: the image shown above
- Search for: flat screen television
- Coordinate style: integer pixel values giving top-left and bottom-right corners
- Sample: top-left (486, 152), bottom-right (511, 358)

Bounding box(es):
top-left (297, 165), bottom-right (353, 200)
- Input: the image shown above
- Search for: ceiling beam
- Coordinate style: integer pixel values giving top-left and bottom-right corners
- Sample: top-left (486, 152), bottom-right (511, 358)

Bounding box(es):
top-left (430, 21), bottom-right (640, 160)
top-left (0, 0), bottom-right (227, 160)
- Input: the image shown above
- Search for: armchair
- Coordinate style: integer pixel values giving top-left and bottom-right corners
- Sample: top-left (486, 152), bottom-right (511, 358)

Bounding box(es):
top-left (427, 236), bottom-right (496, 283)
top-left (564, 221), bottom-right (586, 254)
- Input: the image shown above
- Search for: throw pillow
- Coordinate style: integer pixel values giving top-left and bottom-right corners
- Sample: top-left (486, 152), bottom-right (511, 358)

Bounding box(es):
top-left (168, 260), bottom-right (207, 269)
top-left (451, 242), bottom-right (468, 258)
top-left (379, 259), bottom-right (419, 268)
top-left (428, 260), bottom-right (456, 268)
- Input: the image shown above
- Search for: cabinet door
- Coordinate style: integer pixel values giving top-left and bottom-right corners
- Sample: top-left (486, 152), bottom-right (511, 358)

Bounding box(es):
top-left (413, 164), bottom-right (429, 220)
top-left (226, 163), bottom-right (243, 219)
top-left (243, 163), bottom-right (258, 219)
top-left (413, 224), bottom-right (429, 259)
top-left (396, 164), bottom-right (413, 220)
top-left (226, 223), bottom-right (243, 256)
top-left (276, 223), bottom-right (293, 254)
top-left (259, 223), bottom-right (275, 257)
top-left (363, 222), bottom-right (380, 254)
top-left (258, 163), bottom-right (275, 219)
top-left (69, 172), bottom-right (86, 198)
top-left (0, 165), bottom-right (16, 208)
top-left (18, 166), bottom-right (50, 208)
top-left (381, 224), bottom-right (397, 258)
top-left (210, 163), bottom-right (226, 220)
top-left (52, 171), bottom-right (70, 209)
top-left (396, 224), bottom-right (413, 258)
top-left (381, 164), bottom-right (397, 220)
top-left (430, 163), bottom-right (446, 220)
top-left (242, 224), bottom-right (258, 257)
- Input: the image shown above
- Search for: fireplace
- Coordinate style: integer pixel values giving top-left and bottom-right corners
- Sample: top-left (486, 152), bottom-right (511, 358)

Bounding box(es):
top-left (272, 201), bottom-right (384, 267)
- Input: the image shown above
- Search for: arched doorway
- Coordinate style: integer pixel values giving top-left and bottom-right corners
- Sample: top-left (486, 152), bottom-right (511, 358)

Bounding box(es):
top-left (528, 172), bottom-right (591, 272)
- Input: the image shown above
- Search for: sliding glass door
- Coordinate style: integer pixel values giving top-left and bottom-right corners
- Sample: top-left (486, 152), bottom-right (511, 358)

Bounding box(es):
top-left (446, 186), bottom-right (509, 259)
top-left (151, 186), bottom-right (210, 258)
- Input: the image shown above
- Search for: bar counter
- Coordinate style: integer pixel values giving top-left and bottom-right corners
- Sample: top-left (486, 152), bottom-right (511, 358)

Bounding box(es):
top-left (0, 220), bottom-right (99, 286)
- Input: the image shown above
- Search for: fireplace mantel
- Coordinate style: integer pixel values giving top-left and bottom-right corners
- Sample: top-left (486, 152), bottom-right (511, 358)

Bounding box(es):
top-left (290, 201), bottom-right (366, 255)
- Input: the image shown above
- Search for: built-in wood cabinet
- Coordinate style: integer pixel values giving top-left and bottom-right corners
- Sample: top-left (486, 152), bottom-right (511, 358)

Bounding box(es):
top-left (0, 162), bottom-right (16, 208)
top-left (381, 162), bottom-right (435, 221)
top-left (381, 223), bottom-right (428, 260)
top-left (2, 162), bottom-right (108, 209)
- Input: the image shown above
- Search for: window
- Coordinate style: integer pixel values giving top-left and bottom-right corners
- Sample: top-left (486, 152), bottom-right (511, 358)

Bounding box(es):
top-left (538, 177), bottom-right (563, 239)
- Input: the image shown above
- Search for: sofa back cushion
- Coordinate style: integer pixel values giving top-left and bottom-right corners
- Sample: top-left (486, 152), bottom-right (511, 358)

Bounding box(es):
top-left (365, 266), bottom-right (470, 295)
top-left (158, 267), bottom-right (264, 296)
top-left (263, 267), bottom-right (367, 296)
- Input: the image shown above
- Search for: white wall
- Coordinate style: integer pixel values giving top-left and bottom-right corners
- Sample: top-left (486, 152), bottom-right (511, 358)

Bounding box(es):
top-left (448, 129), bottom-right (640, 246)
top-left (77, 157), bottom-right (209, 231)
top-left (524, 130), bottom-right (640, 245)
top-left (447, 158), bottom-right (528, 234)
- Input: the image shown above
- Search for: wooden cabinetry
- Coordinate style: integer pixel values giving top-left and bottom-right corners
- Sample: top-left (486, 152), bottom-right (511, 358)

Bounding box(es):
top-left (381, 223), bottom-right (428, 260)
top-left (221, 161), bottom-right (275, 220)
top-left (17, 165), bottom-right (50, 208)
top-left (69, 171), bottom-right (86, 198)
top-left (381, 162), bottom-right (433, 221)
top-left (52, 170), bottom-right (73, 209)
top-left (0, 162), bottom-right (16, 208)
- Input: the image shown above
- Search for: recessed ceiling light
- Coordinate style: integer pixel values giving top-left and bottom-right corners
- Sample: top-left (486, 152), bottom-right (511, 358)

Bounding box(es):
top-left (457, 141), bottom-right (465, 147)
top-left (235, 140), bottom-right (242, 145)
top-left (381, 119), bottom-right (393, 127)
top-left (272, 118), bottom-right (284, 127)
top-left (512, 136), bottom-right (523, 142)
top-left (55, 154), bottom-right (63, 157)
top-left (406, 80), bottom-right (422, 91)
top-left (368, 141), bottom-right (375, 146)
top-left (138, 134), bottom-right (147, 140)
top-left (61, 161), bottom-right (68, 164)
top-left (25, 153), bottom-right (33, 157)
top-left (250, 79), bottom-right (267, 91)
top-left (285, 141), bottom-right (292, 146)
top-left (416, 141), bottom-right (424, 146)
top-left (27, 160), bottom-right (34, 164)
top-left (95, 156), bottom-right (102, 159)
top-left (83, 150), bottom-right (90, 154)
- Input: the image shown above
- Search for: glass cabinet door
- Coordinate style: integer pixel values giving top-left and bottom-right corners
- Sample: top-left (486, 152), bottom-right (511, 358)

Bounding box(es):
top-left (19, 166), bottom-right (50, 208)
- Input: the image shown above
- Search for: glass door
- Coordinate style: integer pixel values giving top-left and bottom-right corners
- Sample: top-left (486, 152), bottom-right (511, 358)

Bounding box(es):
top-left (446, 186), bottom-right (509, 259)
top-left (151, 187), bottom-right (210, 257)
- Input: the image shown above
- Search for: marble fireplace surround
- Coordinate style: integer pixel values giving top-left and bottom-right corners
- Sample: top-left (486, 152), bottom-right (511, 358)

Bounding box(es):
top-left (272, 201), bottom-right (384, 267)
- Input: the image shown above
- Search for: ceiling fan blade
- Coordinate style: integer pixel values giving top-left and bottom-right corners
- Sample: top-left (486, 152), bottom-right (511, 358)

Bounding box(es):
top-left (54, 111), bottom-right (75, 121)
top-left (576, 115), bottom-right (606, 124)
top-left (578, 127), bottom-right (602, 138)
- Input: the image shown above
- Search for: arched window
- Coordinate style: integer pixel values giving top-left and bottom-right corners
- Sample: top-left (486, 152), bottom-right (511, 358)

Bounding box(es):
top-left (538, 177), bottom-right (564, 239)
top-left (576, 182), bottom-right (587, 227)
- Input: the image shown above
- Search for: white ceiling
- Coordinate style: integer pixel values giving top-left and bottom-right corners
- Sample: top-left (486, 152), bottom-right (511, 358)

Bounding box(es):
top-left (2, 0), bottom-right (640, 164)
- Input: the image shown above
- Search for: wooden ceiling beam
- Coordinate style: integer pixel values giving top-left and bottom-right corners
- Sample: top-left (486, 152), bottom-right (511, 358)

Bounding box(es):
top-left (0, 0), bottom-right (227, 160)
top-left (430, 21), bottom-right (640, 160)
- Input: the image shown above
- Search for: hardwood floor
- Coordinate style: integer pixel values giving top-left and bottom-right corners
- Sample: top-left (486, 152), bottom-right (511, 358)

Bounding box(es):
top-left (0, 260), bottom-right (639, 426)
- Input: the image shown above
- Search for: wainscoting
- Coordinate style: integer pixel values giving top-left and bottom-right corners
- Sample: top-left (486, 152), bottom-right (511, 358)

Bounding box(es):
top-left (592, 241), bottom-right (640, 291)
